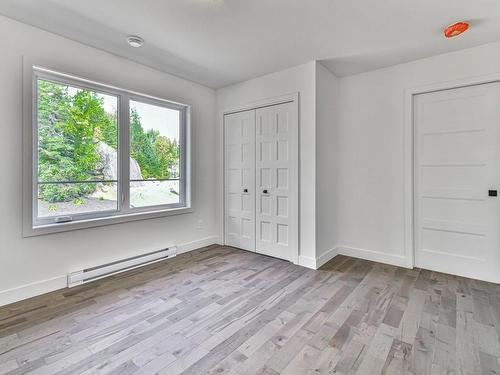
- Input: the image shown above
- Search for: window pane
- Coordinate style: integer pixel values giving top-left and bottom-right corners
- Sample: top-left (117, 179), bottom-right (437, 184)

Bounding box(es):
top-left (37, 79), bottom-right (119, 218)
top-left (37, 182), bottom-right (118, 218)
top-left (37, 79), bottom-right (119, 183)
top-left (130, 180), bottom-right (180, 208)
top-left (129, 100), bottom-right (181, 208)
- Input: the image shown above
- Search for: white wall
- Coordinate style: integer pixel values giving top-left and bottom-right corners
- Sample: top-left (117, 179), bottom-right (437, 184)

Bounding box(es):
top-left (216, 62), bottom-right (318, 267)
top-left (315, 63), bottom-right (339, 266)
top-left (335, 41), bottom-right (500, 267)
top-left (0, 16), bottom-right (219, 306)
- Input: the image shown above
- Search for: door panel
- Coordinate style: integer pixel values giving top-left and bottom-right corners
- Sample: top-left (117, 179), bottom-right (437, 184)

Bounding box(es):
top-left (224, 110), bottom-right (256, 251)
top-left (414, 82), bottom-right (500, 282)
top-left (255, 102), bottom-right (298, 262)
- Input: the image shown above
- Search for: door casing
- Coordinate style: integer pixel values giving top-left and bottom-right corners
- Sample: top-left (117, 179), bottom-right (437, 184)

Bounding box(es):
top-left (405, 73), bottom-right (500, 280)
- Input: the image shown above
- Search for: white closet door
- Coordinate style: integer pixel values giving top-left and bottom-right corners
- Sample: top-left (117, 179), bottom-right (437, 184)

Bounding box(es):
top-left (255, 102), bottom-right (298, 262)
top-left (414, 82), bottom-right (500, 282)
top-left (224, 110), bottom-right (256, 251)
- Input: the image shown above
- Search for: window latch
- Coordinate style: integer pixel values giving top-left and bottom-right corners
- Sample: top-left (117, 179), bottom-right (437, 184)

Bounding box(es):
top-left (55, 216), bottom-right (73, 223)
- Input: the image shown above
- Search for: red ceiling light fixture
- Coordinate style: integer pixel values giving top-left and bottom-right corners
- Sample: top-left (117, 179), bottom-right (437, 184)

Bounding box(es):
top-left (444, 22), bottom-right (469, 38)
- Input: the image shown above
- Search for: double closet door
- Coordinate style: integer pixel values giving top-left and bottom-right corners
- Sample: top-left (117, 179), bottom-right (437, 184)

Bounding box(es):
top-left (224, 101), bottom-right (298, 262)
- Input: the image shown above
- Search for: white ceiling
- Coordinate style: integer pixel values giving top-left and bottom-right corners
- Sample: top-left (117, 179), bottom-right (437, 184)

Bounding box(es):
top-left (1, 0), bottom-right (500, 88)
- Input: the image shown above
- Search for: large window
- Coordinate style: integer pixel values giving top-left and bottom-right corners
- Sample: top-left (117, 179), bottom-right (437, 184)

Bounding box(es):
top-left (31, 68), bottom-right (190, 230)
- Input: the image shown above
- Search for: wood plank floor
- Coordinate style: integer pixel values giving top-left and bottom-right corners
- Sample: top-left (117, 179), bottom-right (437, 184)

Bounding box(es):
top-left (1, 245), bottom-right (500, 374)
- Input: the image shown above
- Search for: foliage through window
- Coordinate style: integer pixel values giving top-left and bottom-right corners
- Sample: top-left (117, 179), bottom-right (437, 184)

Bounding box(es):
top-left (33, 69), bottom-right (188, 227)
top-left (129, 100), bottom-right (182, 208)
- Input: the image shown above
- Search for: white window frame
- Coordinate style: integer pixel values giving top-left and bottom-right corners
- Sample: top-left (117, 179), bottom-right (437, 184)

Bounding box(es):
top-left (24, 66), bottom-right (192, 237)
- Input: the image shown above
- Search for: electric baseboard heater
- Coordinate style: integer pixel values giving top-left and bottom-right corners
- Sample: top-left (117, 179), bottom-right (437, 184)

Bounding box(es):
top-left (67, 247), bottom-right (177, 288)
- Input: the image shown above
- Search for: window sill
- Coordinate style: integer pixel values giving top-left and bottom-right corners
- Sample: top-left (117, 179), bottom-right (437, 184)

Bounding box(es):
top-left (23, 206), bottom-right (193, 237)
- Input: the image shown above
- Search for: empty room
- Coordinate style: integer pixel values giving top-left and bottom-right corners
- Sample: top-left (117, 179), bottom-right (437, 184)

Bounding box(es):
top-left (1, 1), bottom-right (500, 374)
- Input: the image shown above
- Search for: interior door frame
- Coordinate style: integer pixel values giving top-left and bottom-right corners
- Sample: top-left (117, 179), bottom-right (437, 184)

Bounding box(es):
top-left (404, 73), bottom-right (500, 270)
top-left (219, 93), bottom-right (300, 264)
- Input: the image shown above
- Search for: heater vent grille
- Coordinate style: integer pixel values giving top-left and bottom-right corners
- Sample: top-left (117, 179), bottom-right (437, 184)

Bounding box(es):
top-left (67, 247), bottom-right (177, 287)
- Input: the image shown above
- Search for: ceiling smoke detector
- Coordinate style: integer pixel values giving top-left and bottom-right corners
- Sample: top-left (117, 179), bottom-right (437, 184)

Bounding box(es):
top-left (126, 35), bottom-right (144, 48)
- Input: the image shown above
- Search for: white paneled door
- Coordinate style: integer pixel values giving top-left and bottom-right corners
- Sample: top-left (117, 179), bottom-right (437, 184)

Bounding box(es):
top-left (255, 103), bottom-right (298, 261)
top-left (224, 101), bottom-right (298, 262)
top-left (414, 82), bottom-right (500, 282)
top-left (224, 110), bottom-right (256, 251)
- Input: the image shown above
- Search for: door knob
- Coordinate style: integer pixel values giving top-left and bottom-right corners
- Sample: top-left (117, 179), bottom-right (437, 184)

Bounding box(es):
top-left (243, 188), bottom-right (248, 193)
top-left (489, 189), bottom-right (498, 197)
top-left (263, 189), bottom-right (269, 194)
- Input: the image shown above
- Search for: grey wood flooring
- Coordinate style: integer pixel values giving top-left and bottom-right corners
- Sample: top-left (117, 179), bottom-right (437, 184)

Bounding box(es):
top-left (1, 245), bottom-right (500, 374)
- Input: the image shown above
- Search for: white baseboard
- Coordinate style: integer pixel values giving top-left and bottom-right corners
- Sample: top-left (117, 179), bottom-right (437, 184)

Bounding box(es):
top-left (298, 246), bottom-right (409, 271)
top-left (316, 247), bottom-right (339, 269)
top-left (336, 246), bottom-right (411, 268)
top-left (0, 275), bottom-right (67, 308)
top-left (0, 235), bottom-right (221, 307)
top-left (177, 235), bottom-right (221, 254)
top-left (297, 255), bottom-right (317, 269)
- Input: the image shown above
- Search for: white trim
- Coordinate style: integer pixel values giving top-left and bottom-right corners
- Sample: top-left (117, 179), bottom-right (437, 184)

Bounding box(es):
top-left (297, 255), bottom-right (317, 269)
top-left (337, 246), bottom-right (412, 269)
top-left (316, 247), bottom-right (339, 269)
top-left (177, 235), bottom-right (221, 254)
top-left (404, 71), bottom-right (500, 270)
top-left (221, 93), bottom-right (300, 116)
top-left (0, 275), bottom-right (67, 308)
top-left (33, 65), bottom-right (190, 108)
top-left (219, 93), bottom-right (300, 264)
top-left (0, 236), bottom-right (220, 307)
top-left (26, 207), bottom-right (195, 237)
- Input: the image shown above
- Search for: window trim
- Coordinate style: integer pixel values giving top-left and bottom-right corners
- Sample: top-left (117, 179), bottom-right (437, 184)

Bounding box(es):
top-left (24, 66), bottom-right (192, 237)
